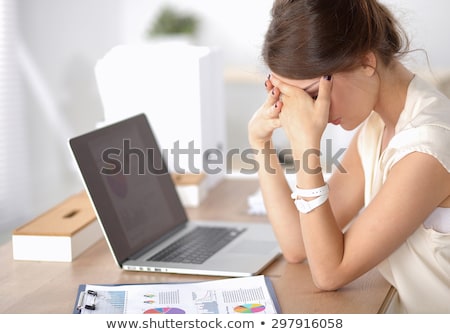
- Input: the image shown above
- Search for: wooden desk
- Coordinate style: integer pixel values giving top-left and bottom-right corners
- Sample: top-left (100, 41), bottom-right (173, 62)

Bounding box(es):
top-left (0, 179), bottom-right (393, 314)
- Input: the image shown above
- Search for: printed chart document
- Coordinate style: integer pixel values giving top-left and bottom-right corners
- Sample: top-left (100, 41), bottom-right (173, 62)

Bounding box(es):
top-left (74, 275), bottom-right (280, 314)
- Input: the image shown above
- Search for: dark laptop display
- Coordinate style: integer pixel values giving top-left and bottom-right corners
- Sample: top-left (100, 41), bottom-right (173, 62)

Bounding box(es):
top-left (69, 113), bottom-right (280, 277)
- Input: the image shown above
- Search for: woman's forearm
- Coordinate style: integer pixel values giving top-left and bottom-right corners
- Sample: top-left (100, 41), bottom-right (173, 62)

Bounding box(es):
top-left (254, 140), bottom-right (307, 262)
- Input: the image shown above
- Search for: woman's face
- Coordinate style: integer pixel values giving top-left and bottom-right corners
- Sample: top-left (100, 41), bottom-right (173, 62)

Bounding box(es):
top-left (272, 68), bottom-right (378, 131)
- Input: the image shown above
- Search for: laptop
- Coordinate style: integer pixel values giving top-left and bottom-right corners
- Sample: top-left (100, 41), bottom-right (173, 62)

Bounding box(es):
top-left (69, 113), bottom-right (280, 277)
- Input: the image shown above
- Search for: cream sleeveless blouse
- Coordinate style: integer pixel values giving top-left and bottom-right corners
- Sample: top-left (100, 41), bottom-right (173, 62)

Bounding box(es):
top-left (357, 76), bottom-right (450, 313)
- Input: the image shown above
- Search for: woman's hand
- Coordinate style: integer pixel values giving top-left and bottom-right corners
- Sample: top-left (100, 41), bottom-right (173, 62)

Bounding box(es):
top-left (269, 75), bottom-right (333, 150)
top-left (248, 77), bottom-right (283, 149)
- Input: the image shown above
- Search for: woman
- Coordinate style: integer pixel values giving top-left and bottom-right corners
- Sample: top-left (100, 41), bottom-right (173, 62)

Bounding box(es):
top-left (248, 0), bottom-right (450, 313)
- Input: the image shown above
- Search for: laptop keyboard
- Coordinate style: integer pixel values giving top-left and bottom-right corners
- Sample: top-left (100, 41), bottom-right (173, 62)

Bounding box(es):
top-left (147, 226), bottom-right (246, 264)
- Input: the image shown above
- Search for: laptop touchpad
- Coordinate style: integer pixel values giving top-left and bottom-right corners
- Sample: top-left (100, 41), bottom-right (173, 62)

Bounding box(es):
top-left (228, 240), bottom-right (277, 254)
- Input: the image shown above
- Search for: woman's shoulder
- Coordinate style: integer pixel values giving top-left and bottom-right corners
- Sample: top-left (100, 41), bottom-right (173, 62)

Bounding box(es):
top-left (379, 76), bottom-right (450, 173)
top-left (397, 75), bottom-right (450, 131)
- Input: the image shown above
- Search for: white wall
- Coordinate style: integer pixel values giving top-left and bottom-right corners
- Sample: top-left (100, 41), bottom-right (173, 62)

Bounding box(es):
top-left (118, 0), bottom-right (275, 154)
top-left (381, 0), bottom-right (450, 70)
top-left (119, 0), bottom-right (450, 70)
top-left (119, 0), bottom-right (274, 70)
top-left (14, 0), bottom-right (122, 227)
top-left (118, 0), bottom-right (450, 152)
top-left (5, 0), bottom-right (450, 232)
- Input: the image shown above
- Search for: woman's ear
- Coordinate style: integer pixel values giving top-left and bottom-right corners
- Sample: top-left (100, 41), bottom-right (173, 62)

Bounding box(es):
top-left (361, 52), bottom-right (377, 77)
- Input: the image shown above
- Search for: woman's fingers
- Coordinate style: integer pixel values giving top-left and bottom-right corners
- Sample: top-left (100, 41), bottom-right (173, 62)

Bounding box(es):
top-left (315, 75), bottom-right (333, 113)
top-left (269, 98), bottom-right (283, 118)
top-left (265, 77), bottom-right (274, 93)
top-left (247, 76), bottom-right (284, 148)
top-left (268, 75), bottom-right (295, 98)
top-left (268, 74), bottom-right (332, 142)
top-left (266, 86), bottom-right (281, 108)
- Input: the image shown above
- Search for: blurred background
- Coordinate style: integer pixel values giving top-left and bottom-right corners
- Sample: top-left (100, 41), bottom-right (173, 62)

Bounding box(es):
top-left (1, 0), bottom-right (450, 236)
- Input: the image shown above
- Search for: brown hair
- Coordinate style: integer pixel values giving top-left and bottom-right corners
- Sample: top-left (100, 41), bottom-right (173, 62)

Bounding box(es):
top-left (262, 0), bottom-right (410, 79)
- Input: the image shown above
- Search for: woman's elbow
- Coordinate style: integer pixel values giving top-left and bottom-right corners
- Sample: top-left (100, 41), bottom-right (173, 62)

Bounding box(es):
top-left (282, 251), bottom-right (307, 264)
top-left (311, 272), bottom-right (346, 291)
top-left (282, 254), bottom-right (348, 290)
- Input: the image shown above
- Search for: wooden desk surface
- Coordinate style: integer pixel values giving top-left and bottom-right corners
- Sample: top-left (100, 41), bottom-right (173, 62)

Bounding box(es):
top-left (0, 178), bottom-right (393, 314)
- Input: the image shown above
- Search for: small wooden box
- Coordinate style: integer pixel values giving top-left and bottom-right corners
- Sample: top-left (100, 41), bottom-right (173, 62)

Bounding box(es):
top-left (12, 191), bottom-right (103, 262)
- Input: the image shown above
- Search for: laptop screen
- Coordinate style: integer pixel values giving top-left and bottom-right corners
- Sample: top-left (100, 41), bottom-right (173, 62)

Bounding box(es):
top-left (70, 114), bottom-right (188, 264)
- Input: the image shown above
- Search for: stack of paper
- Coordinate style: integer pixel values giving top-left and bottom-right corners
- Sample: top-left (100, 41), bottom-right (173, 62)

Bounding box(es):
top-left (247, 189), bottom-right (267, 216)
top-left (74, 275), bottom-right (280, 314)
top-left (247, 173), bottom-right (331, 215)
top-left (171, 173), bottom-right (208, 207)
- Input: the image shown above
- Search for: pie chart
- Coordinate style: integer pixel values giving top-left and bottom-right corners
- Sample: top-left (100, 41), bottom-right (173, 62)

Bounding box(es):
top-left (144, 307), bottom-right (186, 314)
top-left (233, 304), bottom-right (265, 313)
